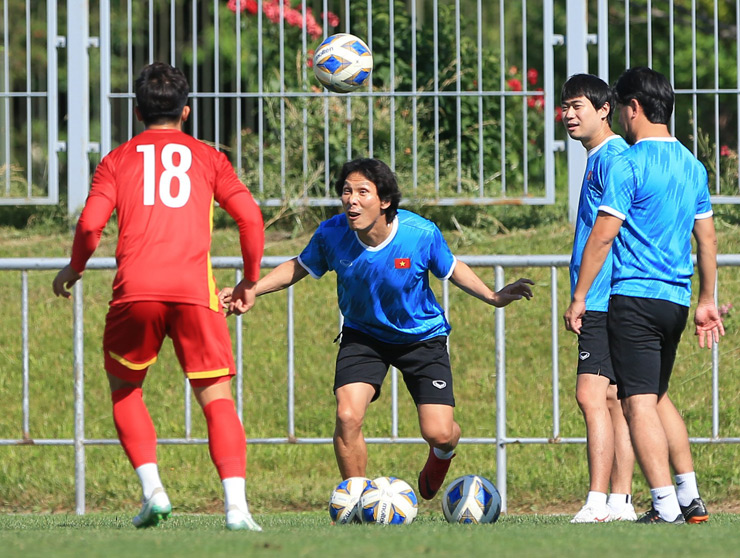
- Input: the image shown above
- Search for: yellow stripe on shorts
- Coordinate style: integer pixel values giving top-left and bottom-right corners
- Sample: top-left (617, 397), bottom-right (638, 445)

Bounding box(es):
top-left (108, 352), bottom-right (157, 370)
top-left (186, 368), bottom-right (231, 380)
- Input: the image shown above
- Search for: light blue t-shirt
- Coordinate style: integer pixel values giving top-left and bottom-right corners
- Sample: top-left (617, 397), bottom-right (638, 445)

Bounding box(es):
top-left (599, 137), bottom-right (713, 307)
top-left (570, 135), bottom-right (629, 311)
top-left (298, 209), bottom-right (457, 344)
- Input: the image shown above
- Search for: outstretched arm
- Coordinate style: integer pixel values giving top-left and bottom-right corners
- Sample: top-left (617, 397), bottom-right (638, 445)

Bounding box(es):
top-left (449, 260), bottom-right (533, 307)
top-left (693, 217), bottom-right (724, 348)
top-left (227, 258), bottom-right (309, 315)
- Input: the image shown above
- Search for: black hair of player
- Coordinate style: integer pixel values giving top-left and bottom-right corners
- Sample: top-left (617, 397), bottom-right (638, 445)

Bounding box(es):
top-left (334, 158), bottom-right (402, 223)
top-left (135, 62), bottom-right (190, 127)
top-left (613, 66), bottom-right (674, 124)
top-left (561, 74), bottom-right (615, 126)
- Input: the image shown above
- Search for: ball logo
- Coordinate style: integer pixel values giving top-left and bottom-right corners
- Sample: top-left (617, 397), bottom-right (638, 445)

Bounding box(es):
top-left (432, 380), bottom-right (447, 390)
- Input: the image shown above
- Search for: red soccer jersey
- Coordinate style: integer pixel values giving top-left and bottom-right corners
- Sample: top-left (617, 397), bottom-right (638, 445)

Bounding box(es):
top-left (70, 128), bottom-right (264, 310)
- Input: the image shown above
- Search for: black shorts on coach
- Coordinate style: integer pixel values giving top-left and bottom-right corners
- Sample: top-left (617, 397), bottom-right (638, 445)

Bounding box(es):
top-left (334, 327), bottom-right (455, 406)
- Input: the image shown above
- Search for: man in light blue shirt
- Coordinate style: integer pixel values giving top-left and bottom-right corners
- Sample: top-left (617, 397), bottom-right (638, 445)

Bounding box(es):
top-left (232, 158), bottom-right (533, 501)
top-left (562, 74), bottom-right (635, 523)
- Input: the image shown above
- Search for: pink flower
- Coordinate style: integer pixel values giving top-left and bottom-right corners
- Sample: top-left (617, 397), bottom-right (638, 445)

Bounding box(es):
top-left (227, 0), bottom-right (247, 12)
top-left (527, 97), bottom-right (536, 109)
top-left (322, 11), bottom-right (340, 27)
top-left (508, 65), bottom-right (518, 76)
top-left (507, 78), bottom-right (522, 92)
top-left (720, 145), bottom-right (732, 157)
top-left (720, 302), bottom-right (733, 317)
top-left (527, 68), bottom-right (539, 85)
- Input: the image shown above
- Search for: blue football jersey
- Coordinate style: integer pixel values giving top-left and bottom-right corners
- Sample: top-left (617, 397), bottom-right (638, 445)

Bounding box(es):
top-left (297, 209), bottom-right (456, 343)
top-left (570, 135), bottom-right (629, 311)
top-left (598, 137), bottom-right (713, 306)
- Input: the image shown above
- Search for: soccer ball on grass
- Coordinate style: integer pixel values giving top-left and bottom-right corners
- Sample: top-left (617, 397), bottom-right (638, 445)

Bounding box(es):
top-left (329, 477), bottom-right (372, 524)
top-left (313, 33), bottom-right (373, 93)
top-left (442, 474), bottom-right (502, 524)
top-left (360, 476), bottom-right (418, 525)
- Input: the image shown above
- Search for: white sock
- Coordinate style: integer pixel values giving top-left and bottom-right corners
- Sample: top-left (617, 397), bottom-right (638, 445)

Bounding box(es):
top-left (584, 491), bottom-right (608, 508)
top-left (433, 447), bottom-right (454, 460)
top-left (223, 477), bottom-right (249, 514)
top-left (650, 485), bottom-right (682, 521)
top-left (135, 463), bottom-right (164, 501)
top-left (607, 493), bottom-right (631, 513)
top-left (674, 472), bottom-right (701, 507)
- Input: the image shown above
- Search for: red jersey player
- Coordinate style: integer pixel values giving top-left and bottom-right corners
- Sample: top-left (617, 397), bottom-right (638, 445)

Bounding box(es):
top-left (52, 62), bottom-right (264, 531)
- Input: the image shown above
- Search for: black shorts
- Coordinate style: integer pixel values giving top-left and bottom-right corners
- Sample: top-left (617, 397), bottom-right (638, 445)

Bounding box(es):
top-left (607, 295), bottom-right (688, 398)
top-left (576, 311), bottom-right (616, 384)
top-left (334, 327), bottom-right (455, 406)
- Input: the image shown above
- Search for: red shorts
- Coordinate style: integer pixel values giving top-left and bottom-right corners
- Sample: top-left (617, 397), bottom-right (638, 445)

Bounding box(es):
top-left (103, 301), bottom-right (236, 383)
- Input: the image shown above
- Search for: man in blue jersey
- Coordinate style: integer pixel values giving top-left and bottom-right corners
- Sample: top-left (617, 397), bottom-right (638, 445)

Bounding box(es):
top-left (564, 67), bottom-right (724, 524)
top-left (561, 74), bottom-right (636, 524)
top-left (231, 158), bottom-right (533, 499)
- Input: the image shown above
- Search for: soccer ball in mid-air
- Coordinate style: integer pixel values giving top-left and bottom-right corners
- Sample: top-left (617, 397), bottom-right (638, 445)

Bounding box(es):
top-left (359, 476), bottom-right (418, 525)
top-left (442, 475), bottom-right (502, 524)
top-left (329, 477), bottom-right (372, 524)
top-left (313, 33), bottom-right (373, 93)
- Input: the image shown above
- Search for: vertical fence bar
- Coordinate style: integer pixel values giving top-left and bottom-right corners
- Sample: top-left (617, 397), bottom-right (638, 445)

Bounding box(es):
top-left (235, 269), bottom-right (244, 421)
top-left (67, 0), bottom-right (90, 215)
top-left (597, 0), bottom-right (609, 81)
top-left (543, 0), bottom-right (557, 206)
top-left (367, 0), bottom-right (374, 157)
top-left (185, 379), bottom-right (192, 438)
top-left (712, 0), bottom-right (720, 195)
top-left (494, 265), bottom-right (507, 513)
top-left (100, 0), bottom-right (111, 156)
top-left (21, 271), bottom-right (30, 438)
top-left (2, 0), bottom-right (9, 193)
top-left (47, 0), bottom-right (59, 203)
top-left (25, 1), bottom-right (32, 197)
top-left (550, 266), bottom-right (560, 440)
top-left (712, 274), bottom-right (719, 438)
top-left (287, 285), bottom-right (295, 438)
top-left (391, 367), bottom-right (398, 438)
top-left (73, 280), bottom-right (85, 515)
top-left (498, 0), bottom-right (505, 196)
top-left (669, 0), bottom-right (675, 134)
top-left (521, 0), bottom-right (529, 196)
top-left (454, 0), bottom-right (462, 193)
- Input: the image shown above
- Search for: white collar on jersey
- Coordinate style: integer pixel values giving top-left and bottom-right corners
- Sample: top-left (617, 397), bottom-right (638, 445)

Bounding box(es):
top-left (355, 215), bottom-right (399, 252)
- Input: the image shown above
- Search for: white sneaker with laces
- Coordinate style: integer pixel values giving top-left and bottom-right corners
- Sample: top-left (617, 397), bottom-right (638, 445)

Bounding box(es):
top-left (608, 503), bottom-right (638, 521)
top-left (132, 487), bottom-right (172, 528)
top-left (226, 505), bottom-right (263, 531)
top-left (571, 503), bottom-right (611, 523)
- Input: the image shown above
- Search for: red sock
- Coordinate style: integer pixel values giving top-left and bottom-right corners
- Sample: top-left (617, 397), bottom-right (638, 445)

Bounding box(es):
top-left (111, 387), bottom-right (157, 468)
top-left (203, 398), bottom-right (246, 480)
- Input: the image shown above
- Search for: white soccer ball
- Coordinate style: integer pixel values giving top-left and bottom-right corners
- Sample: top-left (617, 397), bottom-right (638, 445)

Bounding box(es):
top-left (313, 33), bottom-right (374, 93)
top-left (359, 476), bottom-right (418, 525)
top-left (442, 475), bottom-right (502, 524)
top-left (329, 476), bottom-right (372, 524)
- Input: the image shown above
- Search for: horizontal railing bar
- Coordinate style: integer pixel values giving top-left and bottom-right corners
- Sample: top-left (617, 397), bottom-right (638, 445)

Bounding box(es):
top-left (4, 254), bottom-right (739, 271)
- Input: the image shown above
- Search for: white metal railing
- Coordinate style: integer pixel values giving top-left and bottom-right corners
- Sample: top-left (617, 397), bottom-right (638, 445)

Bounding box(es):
top-left (1, 254), bottom-right (737, 515)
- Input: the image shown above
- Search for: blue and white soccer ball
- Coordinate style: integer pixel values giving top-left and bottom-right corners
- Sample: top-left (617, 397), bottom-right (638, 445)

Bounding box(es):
top-left (442, 475), bottom-right (502, 524)
top-left (360, 476), bottom-right (418, 525)
top-left (329, 477), bottom-right (372, 524)
top-left (313, 33), bottom-right (373, 93)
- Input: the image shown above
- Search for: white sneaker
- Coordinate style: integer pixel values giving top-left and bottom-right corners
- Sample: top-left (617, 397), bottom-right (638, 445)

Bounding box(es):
top-left (226, 505), bottom-right (263, 531)
top-left (571, 503), bottom-right (611, 523)
top-left (608, 503), bottom-right (638, 521)
top-left (132, 487), bottom-right (172, 528)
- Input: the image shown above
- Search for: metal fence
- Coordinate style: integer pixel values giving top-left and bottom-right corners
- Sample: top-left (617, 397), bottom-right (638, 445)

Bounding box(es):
top-left (3, 1), bottom-right (740, 213)
top-left (1, 254), bottom-right (737, 514)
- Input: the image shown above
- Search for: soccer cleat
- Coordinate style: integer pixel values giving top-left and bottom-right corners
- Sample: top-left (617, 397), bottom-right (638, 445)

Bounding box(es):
top-left (570, 503), bottom-right (610, 523)
top-left (132, 487), bottom-right (172, 528)
top-left (635, 506), bottom-right (686, 524)
top-left (608, 503), bottom-right (638, 522)
top-left (418, 447), bottom-right (455, 500)
top-left (226, 505), bottom-right (263, 531)
top-left (680, 497), bottom-right (709, 524)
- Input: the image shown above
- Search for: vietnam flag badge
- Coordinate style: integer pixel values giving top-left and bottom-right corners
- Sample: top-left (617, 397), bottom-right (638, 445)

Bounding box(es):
top-left (395, 258), bottom-right (411, 269)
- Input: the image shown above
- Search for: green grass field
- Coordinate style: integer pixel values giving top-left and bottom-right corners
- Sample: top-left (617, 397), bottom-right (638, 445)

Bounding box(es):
top-left (1, 212), bottom-right (740, 521)
top-left (2, 512), bottom-right (740, 558)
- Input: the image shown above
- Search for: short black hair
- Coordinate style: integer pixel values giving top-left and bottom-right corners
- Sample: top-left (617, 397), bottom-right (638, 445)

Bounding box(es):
top-left (135, 62), bottom-right (190, 126)
top-left (613, 67), bottom-right (674, 124)
top-left (561, 74), bottom-right (614, 125)
top-left (334, 158), bottom-right (402, 223)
